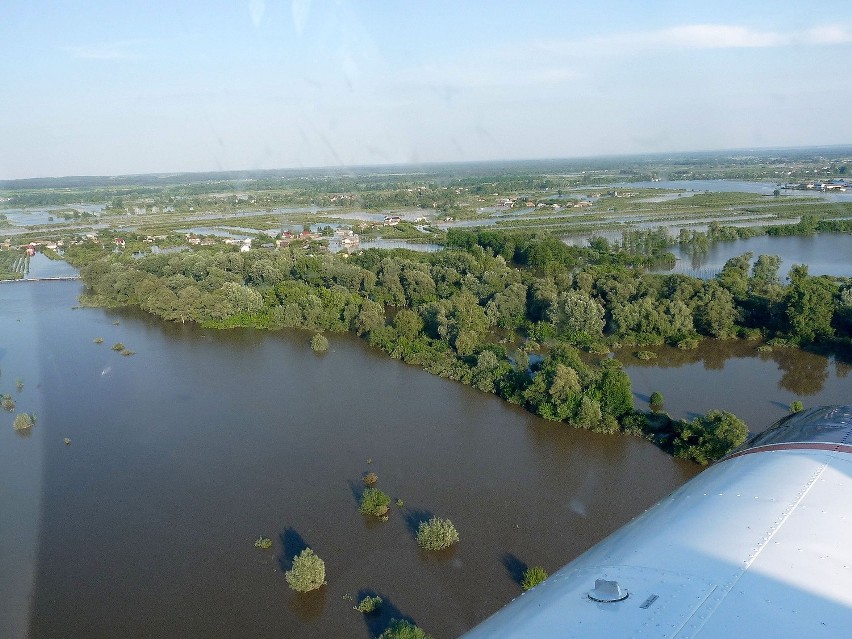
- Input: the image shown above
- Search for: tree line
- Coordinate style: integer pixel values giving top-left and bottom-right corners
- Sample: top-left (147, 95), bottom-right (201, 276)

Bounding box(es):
top-left (70, 229), bottom-right (852, 463)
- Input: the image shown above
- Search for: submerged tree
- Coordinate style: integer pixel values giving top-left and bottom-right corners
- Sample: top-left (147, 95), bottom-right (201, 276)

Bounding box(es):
top-left (416, 517), bottom-right (459, 550)
top-left (285, 548), bottom-right (326, 592)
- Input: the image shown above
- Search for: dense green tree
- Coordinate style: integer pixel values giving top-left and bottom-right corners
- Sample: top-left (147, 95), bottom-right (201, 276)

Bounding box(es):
top-left (611, 297), bottom-right (694, 344)
top-left (393, 308), bottom-right (424, 341)
top-left (595, 360), bottom-right (633, 418)
top-left (717, 253), bottom-right (752, 300)
top-left (693, 281), bottom-right (737, 338)
top-left (485, 282), bottom-right (528, 329)
top-left (782, 265), bottom-right (838, 343)
top-left (472, 350), bottom-right (502, 393)
top-left (673, 410), bottom-right (748, 465)
top-left (547, 290), bottom-right (605, 343)
top-left (355, 299), bottom-right (386, 336)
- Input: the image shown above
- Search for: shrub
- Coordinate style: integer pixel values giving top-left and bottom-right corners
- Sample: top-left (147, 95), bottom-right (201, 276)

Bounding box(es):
top-left (379, 619), bottom-right (433, 639)
top-left (111, 342), bottom-right (125, 351)
top-left (360, 487), bottom-right (390, 517)
top-left (396, 498), bottom-right (404, 508)
top-left (635, 350), bottom-right (656, 360)
top-left (254, 536), bottom-right (272, 550)
top-left (621, 412), bottom-right (650, 437)
top-left (13, 413), bottom-right (35, 431)
top-left (416, 517), bottom-right (459, 550)
top-left (790, 400), bottom-right (804, 413)
top-left (15, 378), bottom-right (24, 391)
top-left (363, 472), bottom-right (378, 486)
top-left (521, 566), bottom-right (548, 591)
top-left (120, 349), bottom-right (135, 356)
top-left (285, 548), bottom-right (326, 592)
top-left (310, 333), bottom-right (329, 352)
top-left (649, 391), bottom-right (664, 411)
top-left (354, 595), bottom-right (383, 614)
top-left (1, 393), bottom-right (14, 411)
top-left (676, 338), bottom-right (699, 350)
top-left (93, 337), bottom-right (104, 344)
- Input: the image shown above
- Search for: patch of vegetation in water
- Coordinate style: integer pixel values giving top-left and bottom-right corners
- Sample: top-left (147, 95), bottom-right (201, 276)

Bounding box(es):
top-left (416, 517), bottom-right (459, 551)
top-left (360, 487), bottom-right (391, 517)
top-left (354, 595), bottom-right (383, 614)
top-left (521, 566), bottom-right (548, 591)
top-left (254, 536), bottom-right (272, 550)
top-left (13, 412), bottom-right (35, 431)
top-left (284, 548), bottom-right (326, 592)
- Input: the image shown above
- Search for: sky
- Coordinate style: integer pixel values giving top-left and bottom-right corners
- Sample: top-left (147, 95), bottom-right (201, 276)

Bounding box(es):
top-left (2, 0), bottom-right (851, 180)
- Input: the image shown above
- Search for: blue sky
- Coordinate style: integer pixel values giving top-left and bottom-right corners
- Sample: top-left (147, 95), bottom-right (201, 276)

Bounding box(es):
top-left (2, 1), bottom-right (851, 179)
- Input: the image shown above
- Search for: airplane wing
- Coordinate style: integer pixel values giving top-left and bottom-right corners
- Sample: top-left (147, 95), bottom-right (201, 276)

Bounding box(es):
top-left (461, 405), bottom-right (852, 638)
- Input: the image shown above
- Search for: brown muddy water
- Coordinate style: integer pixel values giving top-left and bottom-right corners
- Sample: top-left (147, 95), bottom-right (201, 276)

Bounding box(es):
top-left (0, 281), bottom-right (847, 638)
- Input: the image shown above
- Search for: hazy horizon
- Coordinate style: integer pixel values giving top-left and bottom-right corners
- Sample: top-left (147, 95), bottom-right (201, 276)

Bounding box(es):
top-left (3, 1), bottom-right (852, 181)
top-left (3, 143), bottom-right (852, 185)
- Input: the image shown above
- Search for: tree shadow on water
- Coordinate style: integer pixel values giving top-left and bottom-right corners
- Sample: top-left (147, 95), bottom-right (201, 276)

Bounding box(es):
top-left (403, 508), bottom-right (434, 537)
top-left (502, 553), bottom-right (528, 586)
top-left (279, 527), bottom-right (309, 572)
top-left (355, 590), bottom-right (411, 637)
top-left (633, 391), bottom-right (651, 404)
top-left (347, 478), bottom-right (363, 506)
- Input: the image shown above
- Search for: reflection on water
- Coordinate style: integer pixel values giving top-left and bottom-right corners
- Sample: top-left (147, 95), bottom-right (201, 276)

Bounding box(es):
top-left (656, 233), bottom-right (852, 279)
top-left (617, 339), bottom-right (850, 430)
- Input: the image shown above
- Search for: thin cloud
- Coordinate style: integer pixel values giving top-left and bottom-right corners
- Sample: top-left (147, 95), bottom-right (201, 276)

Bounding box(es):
top-left (802, 25), bottom-right (852, 45)
top-left (537, 23), bottom-right (852, 57)
top-left (661, 24), bottom-right (785, 49)
top-left (61, 41), bottom-right (140, 60)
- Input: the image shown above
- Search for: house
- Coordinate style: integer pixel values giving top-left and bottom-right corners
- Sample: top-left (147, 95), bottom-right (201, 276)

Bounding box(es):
top-left (114, 238), bottom-right (126, 248)
top-left (383, 215), bottom-right (402, 226)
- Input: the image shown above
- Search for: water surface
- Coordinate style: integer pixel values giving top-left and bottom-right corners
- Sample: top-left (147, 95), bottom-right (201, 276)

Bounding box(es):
top-left (1, 282), bottom-right (697, 639)
top-left (2, 280), bottom-right (848, 638)
top-left (655, 233), bottom-right (852, 278)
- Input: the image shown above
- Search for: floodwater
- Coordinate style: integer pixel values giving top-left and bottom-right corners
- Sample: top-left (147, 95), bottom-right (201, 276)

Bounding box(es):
top-left (616, 339), bottom-right (851, 429)
top-left (608, 180), bottom-right (852, 203)
top-left (357, 240), bottom-right (442, 252)
top-left (22, 253), bottom-right (79, 280)
top-left (2, 205), bottom-right (105, 227)
top-left (655, 232), bottom-right (852, 279)
top-left (0, 281), bottom-right (696, 639)
top-left (1, 280), bottom-right (849, 638)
